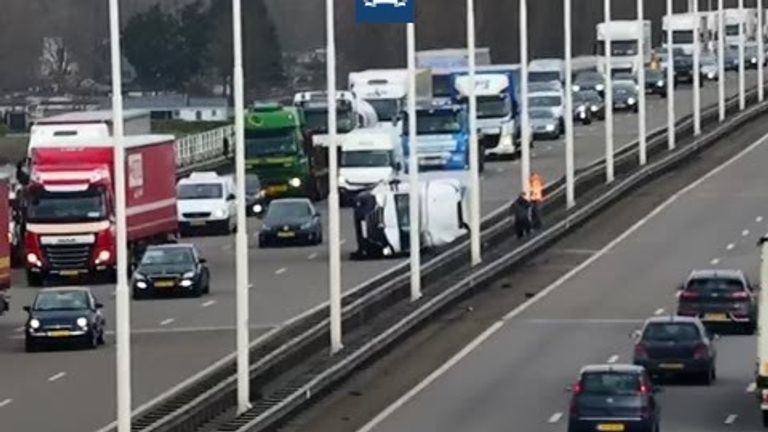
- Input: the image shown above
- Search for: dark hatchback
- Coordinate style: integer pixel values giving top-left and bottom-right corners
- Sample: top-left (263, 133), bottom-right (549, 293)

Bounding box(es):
top-left (633, 316), bottom-right (716, 384)
top-left (131, 244), bottom-right (210, 299)
top-left (24, 287), bottom-right (106, 352)
top-left (258, 198), bottom-right (322, 247)
top-left (643, 69), bottom-right (667, 97)
top-left (676, 269), bottom-right (757, 333)
top-left (568, 365), bottom-right (661, 432)
top-left (574, 90), bottom-right (605, 121)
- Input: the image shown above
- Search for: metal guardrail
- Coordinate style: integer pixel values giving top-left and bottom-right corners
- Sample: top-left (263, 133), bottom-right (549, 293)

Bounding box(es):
top-left (174, 125), bottom-right (235, 176)
top-left (97, 85), bottom-right (763, 432)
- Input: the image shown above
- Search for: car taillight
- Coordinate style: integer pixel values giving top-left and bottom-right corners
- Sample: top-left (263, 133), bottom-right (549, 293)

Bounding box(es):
top-left (731, 291), bottom-right (750, 300)
top-left (573, 382), bottom-right (583, 395)
top-left (680, 291), bottom-right (699, 300)
top-left (693, 343), bottom-right (709, 359)
top-left (634, 342), bottom-right (649, 360)
top-left (639, 383), bottom-right (650, 395)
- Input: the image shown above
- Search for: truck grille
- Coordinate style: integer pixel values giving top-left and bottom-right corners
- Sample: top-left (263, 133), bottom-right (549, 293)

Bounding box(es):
top-left (183, 212), bottom-right (211, 219)
top-left (43, 244), bottom-right (93, 270)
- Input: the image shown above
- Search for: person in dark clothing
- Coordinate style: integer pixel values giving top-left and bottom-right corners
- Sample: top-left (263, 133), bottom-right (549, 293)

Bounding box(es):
top-left (510, 192), bottom-right (532, 238)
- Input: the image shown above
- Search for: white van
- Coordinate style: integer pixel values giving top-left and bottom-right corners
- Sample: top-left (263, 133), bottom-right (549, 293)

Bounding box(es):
top-left (176, 172), bottom-right (237, 235)
top-left (338, 128), bottom-right (403, 205)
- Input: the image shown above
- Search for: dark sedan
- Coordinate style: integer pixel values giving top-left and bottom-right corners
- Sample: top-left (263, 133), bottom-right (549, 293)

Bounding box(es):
top-left (676, 269), bottom-right (757, 333)
top-left (573, 89), bottom-right (605, 120)
top-left (24, 287), bottom-right (106, 352)
top-left (611, 81), bottom-right (639, 112)
top-left (131, 244), bottom-right (210, 299)
top-left (245, 173), bottom-right (267, 216)
top-left (573, 71), bottom-right (605, 96)
top-left (724, 47), bottom-right (741, 71)
top-left (644, 68), bottom-right (667, 97)
top-left (633, 316), bottom-right (716, 384)
top-left (568, 364), bottom-right (661, 432)
top-left (258, 198), bottom-right (323, 247)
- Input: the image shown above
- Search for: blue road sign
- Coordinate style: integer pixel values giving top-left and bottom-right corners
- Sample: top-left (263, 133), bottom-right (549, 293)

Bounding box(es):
top-left (356, 0), bottom-right (415, 24)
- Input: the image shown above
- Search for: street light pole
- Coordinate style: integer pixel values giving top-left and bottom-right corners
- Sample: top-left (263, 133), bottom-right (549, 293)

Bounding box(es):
top-left (604, 0), bottom-right (614, 183)
top-left (467, 0), bottom-right (481, 265)
top-left (520, 0), bottom-right (530, 195)
top-left (564, 0), bottom-right (575, 208)
top-left (108, 0), bottom-right (132, 430)
top-left (637, 0), bottom-right (647, 165)
top-left (739, 0), bottom-right (746, 110)
top-left (666, 0), bottom-right (676, 150)
top-left (718, 0), bottom-right (726, 121)
top-left (759, 0), bottom-right (765, 102)
top-left (406, 23), bottom-right (421, 300)
top-left (693, 0), bottom-right (702, 136)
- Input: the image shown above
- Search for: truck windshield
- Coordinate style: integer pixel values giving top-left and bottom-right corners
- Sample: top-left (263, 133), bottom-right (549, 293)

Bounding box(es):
top-left (394, 193), bottom-right (410, 228)
top-left (529, 96), bottom-right (562, 108)
top-left (366, 99), bottom-right (401, 122)
top-left (304, 108), bottom-right (355, 134)
top-left (597, 40), bottom-right (639, 56)
top-left (477, 95), bottom-right (512, 119)
top-left (413, 111), bottom-right (463, 135)
top-left (725, 24), bottom-right (740, 36)
top-left (341, 150), bottom-right (392, 168)
top-left (432, 75), bottom-right (453, 98)
top-left (670, 30), bottom-right (694, 44)
top-left (529, 71), bottom-right (560, 83)
top-left (27, 189), bottom-right (107, 223)
top-left (245, 129), bottom-right (298, 158)
top-left (177, 183), bottom-right (223, 200)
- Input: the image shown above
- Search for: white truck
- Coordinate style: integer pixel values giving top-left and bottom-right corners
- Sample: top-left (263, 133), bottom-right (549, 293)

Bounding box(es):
top-left (724, 8), bottom-right (758, 45)
top-left (596, 20), bottom-right (652, 76)
top-left (348, 69), bottom-right (432, 123)
top-left (293, 90), bottom-right (379, 146)
top-left (756, 235), bottom-right (768, 426)
top-left (662, 12), bottom-right (709, 55)
top-left (415, 48), bottom-right (492, 69)
top-left (351, 178), bottom-right (468, 259)
top-left (338, 128), bottom-right (403, 205)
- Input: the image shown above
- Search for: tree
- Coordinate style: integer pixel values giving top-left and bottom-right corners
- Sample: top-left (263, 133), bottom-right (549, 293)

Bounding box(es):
top-left (122, 5), bottom-right (184, 90)
top-left (38, 37), bottom-right (79, 91)
top-left (177, 0), bottom-right (214, 84)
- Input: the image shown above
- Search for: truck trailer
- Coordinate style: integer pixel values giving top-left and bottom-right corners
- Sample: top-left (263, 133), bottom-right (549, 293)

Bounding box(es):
top-left (0, 175), bottom-right (10, 314)
top-left (22, 131), bottom-right (179, 285)
top-left (595, 20), bottom-right (652, 76)
top-left (348, 69), bottom-right (432, 122)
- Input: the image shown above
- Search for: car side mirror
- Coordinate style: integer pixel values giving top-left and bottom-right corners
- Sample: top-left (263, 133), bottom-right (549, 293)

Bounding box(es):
top-left (564, 385), bottom-right (574, 393)
top-left (23, 305), bottom-right (30, 313)
top-left (227, 194), bottom-right (236, 201)
top-left (199, 258), bottom-right (208, 264)
top-left (95, 302), bottom-right (104, 309)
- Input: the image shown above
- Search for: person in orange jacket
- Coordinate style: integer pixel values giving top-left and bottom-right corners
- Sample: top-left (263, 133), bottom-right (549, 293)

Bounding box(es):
top-left (529, 173), bottom-right (544, 230)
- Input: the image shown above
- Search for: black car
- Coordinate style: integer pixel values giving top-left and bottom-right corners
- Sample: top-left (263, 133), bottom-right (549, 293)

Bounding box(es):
top-left (676, 269), bottom-right (757, 333)
top-left (573, 89), bottom-right (605, 121)
top-left (723, 47), bottom-right (741, 71)
top-left (573, 71), bottom-right (605, 96)
top-left (568, 364), bottom-right (661, 432)
top-left (131, 244), bottom-right (210, 299)
top-left (670, 50), bottom-right (699, 85)
top-left (644, 69), bottom-right (667, 97)
top-left (24, 287), bottom-right (105, 352)
top-left (258, 198), bottom-right (323, 247)
top-left (633, 316), bottom-right (717, 384)
top-left (611, 81), bottom-right (639, 112)
top-left (245, 174), bottom-right (267, 216)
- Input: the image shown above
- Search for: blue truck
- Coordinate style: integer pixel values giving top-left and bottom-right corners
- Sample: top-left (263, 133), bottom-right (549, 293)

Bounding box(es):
top-left (402, 101), bottom-right (471, 172)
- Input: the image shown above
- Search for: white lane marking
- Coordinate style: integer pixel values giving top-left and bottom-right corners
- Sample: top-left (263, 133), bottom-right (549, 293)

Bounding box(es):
top-left (160, 318), bottom-right (175, 326)
top-left (654, 308), bottom-right (665, 316)
top-left (726, 243), bottom-right (735, 250)
top-left (742, 229), bottom-right (750, 237)
top-left (14, 326), bottom-right (24, 333)
top-left (710, 258), bottom-right (720, 265)
top-left (48, 372), bottom-right (66, 382)
top-left (355, 131), bottom-right (768, 432)
top-left (607, 355), bottom-right (620, 364)
top-left (201, 300), bottom-right (216, 308)
top-left (308, 252), bottom-right (318, 260)
top-left (758, 216), bottom-right (764, 223)
top-left (547, 412), bottom-right (563, 423)
top-left (524, 318), bottom-right (642, 324)
top-left (0, 398), bottom-right (12, 408)
top-left (747, 382), bottom-right (757, 393)
top-left (275, 267), bottom-right (287, 275)
top-left (724, 414), bottom-right (738, 425)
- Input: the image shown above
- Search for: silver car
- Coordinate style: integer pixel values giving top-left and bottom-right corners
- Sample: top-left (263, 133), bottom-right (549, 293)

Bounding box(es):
top-left (529, 108), bottom-right (560, 140)
top-left (700, 52), bottom-right (718, 80)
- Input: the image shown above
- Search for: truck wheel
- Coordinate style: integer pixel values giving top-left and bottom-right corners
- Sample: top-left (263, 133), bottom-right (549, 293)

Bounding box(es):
top-left (26, 271), bottom-right (42, 287)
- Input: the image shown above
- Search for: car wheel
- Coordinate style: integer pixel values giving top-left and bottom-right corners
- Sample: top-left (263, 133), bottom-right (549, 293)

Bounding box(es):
top-left (87, 330), bottom-right (99, 350)
top-left (203, 277), bottom-right (210, 294)
top-left (701, 368), bottom-right (714, 385)
top-left (97, 328), bottom-right (106, 345)
top-left (25, 337), bottom-right (38, 353)
top-left (762, 410), bottom-right (768, 427)
top-left (132, 289), bottom-right (146, 300)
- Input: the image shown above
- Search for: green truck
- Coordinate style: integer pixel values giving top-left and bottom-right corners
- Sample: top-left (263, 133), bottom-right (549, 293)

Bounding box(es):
top-left (244, 104), bottom-right (329, 201)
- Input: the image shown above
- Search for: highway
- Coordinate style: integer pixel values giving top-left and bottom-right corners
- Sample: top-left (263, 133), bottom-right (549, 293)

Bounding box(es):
top-left (359, 97), bottom-right (768, 432)
top-left (0, 73), bottom-right (760, 432)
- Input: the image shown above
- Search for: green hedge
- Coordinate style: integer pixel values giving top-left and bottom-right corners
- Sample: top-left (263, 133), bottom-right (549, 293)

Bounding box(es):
top-left (0, 123), bottom-right (8, 138)
top-left (151, 120), bottom-right (230, 137)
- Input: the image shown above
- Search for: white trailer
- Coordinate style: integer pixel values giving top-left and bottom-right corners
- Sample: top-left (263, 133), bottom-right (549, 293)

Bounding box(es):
top-left (415, 48), bottom-right (492, 69)
top-left (348, 69), bottom-right (432, 123)
top-left (724, 8), bottom-right (758, 45)
top-left (596, 20), bottom-right (652, 76)
top-left (662, 13), bottom-right (710, 55)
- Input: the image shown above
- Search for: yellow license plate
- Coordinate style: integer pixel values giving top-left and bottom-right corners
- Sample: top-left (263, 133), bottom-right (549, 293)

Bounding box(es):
top-left (190, 220), bottom-right (207, 226)
top-left (597, 424), bottom-right (625, 432)
top-left (268, 185), bottom-right (288, 193)
top-left (59, 270), bottom-right (80, 277)
top-left (659, 363), bottom-right (685, 369)
top-left (49, 330), bottom-right (71, 337)
top-left (277, 232), bottom-right (296, 238)
top-left (704, 313), bottom-right (729, 321)
top-left (155, 281), bottom-right (175, 288)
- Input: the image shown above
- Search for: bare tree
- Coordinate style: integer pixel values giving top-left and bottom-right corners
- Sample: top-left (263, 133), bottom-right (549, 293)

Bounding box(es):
top-left (39, 37), bottom-right (79, 91)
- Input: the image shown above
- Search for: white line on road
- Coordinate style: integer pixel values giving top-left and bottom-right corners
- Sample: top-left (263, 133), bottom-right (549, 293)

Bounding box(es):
top-left (742, 229), bottom-right (750, 237)
top-left (710, 258), bottom-right (720, 265)
top-left (747, 382), bottom-right (757, 393)
top-left (275, 267), bottom-right (287, 275)
top-left (524, 318), bottom-right (643, 325)
top-left (726, 243), bottom-right (735, 250)
top-left (654, 308), bottom-right (665, 316)
top-left (0, 398), bottom-right (12, 408)
top-left (160, 318), bottom-right (175, 326)
top-left (758, 216), bottom-right (764, 223)
top-left (607, 355), bottom-right (620, 364)
top-left (547, 412), bottom-right (563, 423)
top-left (48, 372), bottom-right (66, 382)
top-left (14, 326), bottom-right (24, 333)
top-left (308, 252), bottom-right (318, 260)
top-left (201, 300), bottom-right (216, 308)
top-left (724, 414), bottom-right (738, 425)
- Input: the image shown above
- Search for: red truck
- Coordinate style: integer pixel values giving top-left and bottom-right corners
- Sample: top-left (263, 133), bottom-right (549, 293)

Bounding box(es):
top-left (0, 175), bottom-right (10, 313)
top-left (22, 133), bottom-right (179, 286)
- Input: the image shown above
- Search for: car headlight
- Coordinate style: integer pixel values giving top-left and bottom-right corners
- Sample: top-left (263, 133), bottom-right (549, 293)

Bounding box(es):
top-left (338, 175), bottom-right (347, 185)
top-left (595, 84), bottom-right (605, 91)
top-left (27, 252), bottom-right (41, 267)
top-left (590, 105), bottom-right (599, 112)
top-left (707, 71), bottom-right (716, 79)
top-left (252, 203), bottom-right (263, 214)
top-left (29, 318), bottom-right (40, 329)
top-left (180, 279), bottom-right (193, 288)
top-left (95, 249), bottom-right (111, 264)
top-left (289, 177), bottom-right (302, 188)
top-left (76, 317), bottom-right (88, 328)
top-left (545, 124), bottom-right (556, 131)
top-left (656, 80), bottom-right (664, 87)
top-left (627, 97), bottom-right (636, 105)
top-left (136, 280), bottom-right (148, 289)
top-left (214, 208), bottom-right (228, 218)
top-left (752, 57), bottom-right (758, 64)
top-left (572, 85), bottom-right (580, 92)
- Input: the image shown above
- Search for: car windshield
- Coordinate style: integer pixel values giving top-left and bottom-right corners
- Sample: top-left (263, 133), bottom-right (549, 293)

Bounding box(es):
top-left (366, 99), bottom-right (401, 122)
top-left (597, 40), bottom-right (639, 56)
top-left (529, 71), bottom-right (561, 83)
top-left (701, 55), bottom-right (717, 66)
top-left (574, 91), bottom-right (601, 104)
top-left (669, 30), bottom-right (694, 44)
top-left (614, 83), bottom-right (635, 93)
top-left (529, 96), bottom-right (561, 108)
top-left (529, 110), bottom-right (554, 119)
top-left (178, 183), bottom-right (223, 200)
top-left (341, 150), bottom-right (392, 168)
top-left (575, 72), bottom-right (603, 84)
top-left (140, 248), bottom-right (195, 266)
top-left (27, 189), bottom-right (107, 223)
top-left (643, 323), bottom-right (701, 342)
top-left (686, 277), bottom-right (745, 295)
top-left (477, 95), bottom-right (511, 119)
top-left (413, 110), bottom-right (463, 135)
top-left (725, 24), bottom-right (739, 36)
top-left (303, 108), bottom-right (355, 134)
top-left (33, 291), bottom-right (89, 311)
top-left (645, 70), bottom-right (662, 81)
top-left (245, 129), bottom-right (298, 158)
top-left (245, 175), bottom-right (261, 195)
top-left (581, 372), bottom-right (641, 396)
top-left (265, 201), bottom-right (312, 222)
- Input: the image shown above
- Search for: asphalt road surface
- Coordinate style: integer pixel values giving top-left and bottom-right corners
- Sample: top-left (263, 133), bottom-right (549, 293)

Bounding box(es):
top-left (0, 71), bottom-right (760, 432)
top-left (360, 94), bottom-right (768, 432)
